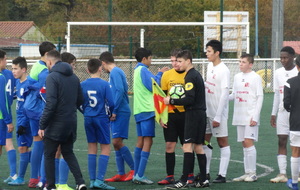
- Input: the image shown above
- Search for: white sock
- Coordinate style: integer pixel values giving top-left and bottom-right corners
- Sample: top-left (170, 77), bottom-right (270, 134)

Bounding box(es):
top-left (219, 146), bottom-right (231, 177)
top-left (291, 157), bottom-right (300, 184)
top-left (245, 146), bottom-right (256, 174)
top-left (278, 154), bottom-right (287, 174)
top-left (243, 148), bottom-right (249, 174)
top-left (203, 145), bottom-right (212, 174)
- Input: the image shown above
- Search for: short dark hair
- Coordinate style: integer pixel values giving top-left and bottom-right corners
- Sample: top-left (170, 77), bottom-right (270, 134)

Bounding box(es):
top-left (61, 52), bottom-right (76, 64)
top-left (39, 41), bottom-right (56, 56)
top-left (206, 40), bottom-right (223, 55)
top-left (295, 55), bottom-right (300, 67)
top-left (0, 49), bottom-right (6, 59)
top-left (87, 59), bottom-right (102, 74)
top-left (281, 46), bottom-right (295, 55)
top-left (135, 48), bottom-right (152, 62)
top-left (47, 50), bottom-right (61, 61)
top-left (176, 50), bottom-right (193, 63)
top-left (99, 51), bottom-right (114, 64)
top-left (12, 57), bottom-right (27, 69)
top-left (170, 48), bottom-right (181, 57)
top-left (240, 54), bottom-right (254, 64)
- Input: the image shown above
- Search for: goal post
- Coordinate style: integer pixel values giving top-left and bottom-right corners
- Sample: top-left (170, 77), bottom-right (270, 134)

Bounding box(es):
top-left (66, 21), bottom-right (250, 55)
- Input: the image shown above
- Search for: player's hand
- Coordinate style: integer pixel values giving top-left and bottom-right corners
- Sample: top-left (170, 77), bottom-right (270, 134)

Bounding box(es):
top-left (38, 129), bottom-right (44, 139)
top-left (270, 115), bottom-right (276, 128)
top-left (7, 123), bottom-right (14, 133)
top-left (212, 120), bottom-right (220, 128)
top-left (110, 113), bottom-right (117, 121)
top-left (164, 96), bottom-right (170, 105)
top-left (158, 66), bottom-right (170, 73)
top-left (250, 118), bottom-right (257, 127)
top-left (159, 119), bottom-right (167, 128)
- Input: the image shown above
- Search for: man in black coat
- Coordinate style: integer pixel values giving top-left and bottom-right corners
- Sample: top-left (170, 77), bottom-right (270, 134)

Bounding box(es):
top-left (38, 50), bottom-right (86, 190)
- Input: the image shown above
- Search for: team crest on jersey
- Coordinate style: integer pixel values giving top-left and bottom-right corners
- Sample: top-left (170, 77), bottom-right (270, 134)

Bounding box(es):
top-left (244, 82), bottom-right (249, 87)
top-left (185, 82), bottom-right (193, 91)
top-left (212, 74), bottom-right (216, 79)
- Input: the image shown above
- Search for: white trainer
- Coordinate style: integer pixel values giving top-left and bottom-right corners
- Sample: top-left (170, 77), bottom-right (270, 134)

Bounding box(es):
top-left (232, 174), bottom-right (249, 182)
top-left (244, 173), bottom-right (257, 182)
top-left (270, 174), bottom-right (288, 183)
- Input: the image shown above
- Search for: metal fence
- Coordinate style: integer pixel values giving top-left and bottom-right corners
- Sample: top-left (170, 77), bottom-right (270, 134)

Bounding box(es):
top-left (7, 58), bottom-right (282, 93)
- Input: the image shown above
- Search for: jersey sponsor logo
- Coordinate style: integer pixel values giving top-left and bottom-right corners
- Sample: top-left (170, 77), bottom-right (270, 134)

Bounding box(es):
top-left (185, 82), bottom-right (193, 91)
top-left (212, 74), bottom-right (216, 79)
top-left (236, 96), bottom-right (247, 102)
top-left (244, 82), bottom-right (250, 87)
top-left (206, 87), bottom-right (214, 94)
top-left (205, 81), bottom-right (215, 86)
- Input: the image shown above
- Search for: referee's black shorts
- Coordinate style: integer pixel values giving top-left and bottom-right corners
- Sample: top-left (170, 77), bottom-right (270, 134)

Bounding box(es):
top-left (184, 109), bottom-right (206, 145)
top-left (163, 112), bottom-right (185, 145)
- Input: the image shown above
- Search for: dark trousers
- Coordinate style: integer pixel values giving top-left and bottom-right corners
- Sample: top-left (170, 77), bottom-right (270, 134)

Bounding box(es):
top-left (43, 136), bottom-right (85, 188)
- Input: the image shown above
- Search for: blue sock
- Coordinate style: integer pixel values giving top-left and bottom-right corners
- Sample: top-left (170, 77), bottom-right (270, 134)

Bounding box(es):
top-left (59, 158), bottom-right (69, 184)
top-left (30, 141), bottom-right (43, 179)
top-left (134, 147), bottom-right (142, 176)
top-left (19, 152), bottom-right (29, 178)
top-left (115, 150), bottom-right (125, 175)
top-left (55, 158), bottom-right (59, 184)
top-left (88, 154), bottom-right (97, 180)
top-left (120, 146), bottom-right (134, 170)
top-left (39, 155), bottom-right (46, 183)
top-left (97, 155), bottom-right (109, 181)
top-left (28, 151), bottom-right (31, 163)
top-left (7, 149), bottom-right (17, 176)
top-left (137, 151), bottom-right (150, 177)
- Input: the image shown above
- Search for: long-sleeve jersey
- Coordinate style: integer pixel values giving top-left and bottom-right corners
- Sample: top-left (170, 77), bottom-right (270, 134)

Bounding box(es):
top-left (15, 79), bottom-right (30, 126)
top-left (2, 69), bottom-right (16, 107)
top-left (109, 67), bottom-right (130, 114)
top-left (81, 78), bottom-right (114, 117)
top-left (0, 73), bottom-right (12, 124)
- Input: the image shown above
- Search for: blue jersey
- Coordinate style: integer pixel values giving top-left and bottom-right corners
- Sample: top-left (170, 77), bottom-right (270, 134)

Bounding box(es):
top-left (109, 67), bottom-right (130, 114)
top-left (16, 79), bottom-right (30, 115)
top-left (2, 69), bottom-right (16, 107)
top-left (81, 78), bottom-right (114, 117)
top-left (0, 73), bottom-right (12, 124)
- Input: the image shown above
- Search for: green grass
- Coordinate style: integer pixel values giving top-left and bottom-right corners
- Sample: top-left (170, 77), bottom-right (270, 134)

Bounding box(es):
top-left (0, 93), bottom-right (291, 189)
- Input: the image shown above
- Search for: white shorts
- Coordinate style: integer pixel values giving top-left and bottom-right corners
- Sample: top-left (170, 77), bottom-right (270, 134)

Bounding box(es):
top-left (276, 110), bottom-right (290, 135)
top-left (290, 131), bottom-right (300, 147)
top-left (206, 117), bottom-right (228, 137)
top-left (237, 125), bottom-right (259, 142)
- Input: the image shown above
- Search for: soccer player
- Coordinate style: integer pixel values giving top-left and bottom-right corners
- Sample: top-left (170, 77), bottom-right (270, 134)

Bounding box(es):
top-left (230, 54), bottom-right (263, 182)
top-left (39, 50), bottom-right (87, 190)
top-left (8, 57), bottom-right (33, 186)
top-left (204, 39), bottom-right (231, 183)
top-left (284, 54), bottom-right (300, 190)
top-left (100, 52), bottom-right (135, 182)
top-left (270, 46), bottom-right (298, 183)
top-left (164, 50), bottom-right (209, 189)
top-left (132, 47), bottom-right (168, 185)
top-left (158, 49), bottom-right (194, 185)
top-left (80, 59), bottom-right (115, 190)
top-left (0, 51), bottom-right (14, 166)
top-left (0, 49), bottom-right (17, 183)
top-left (23, 41), bottom-right (56, 188)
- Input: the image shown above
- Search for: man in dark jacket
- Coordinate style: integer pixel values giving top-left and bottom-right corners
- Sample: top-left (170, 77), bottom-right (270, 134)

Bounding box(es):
top-left (38, 50), bottom-right (86, 190)
top-left (283, 55), bottom-right (300, 190)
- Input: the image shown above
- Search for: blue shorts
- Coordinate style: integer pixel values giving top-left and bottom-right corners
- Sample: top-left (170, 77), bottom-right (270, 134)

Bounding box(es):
top-left (111, 112), bottom-right (130, 139)
top-left (84, 116), bottom-right (111, 144)
top-left (0, 120), bottom-right (7, 145)
top-left (29, 118), bottom-right (39, 136)
top-left (16, 115), bottom-right (33, 147)
top-left (136, 117), bottom-right (155, 137)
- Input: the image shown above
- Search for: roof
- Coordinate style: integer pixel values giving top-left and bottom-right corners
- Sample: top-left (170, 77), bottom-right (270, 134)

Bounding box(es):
top-left (0, 21), bottom-right (35, 38)
top-left (283, 41), bottom-right (300, 54)
top-left (0, 38), bottom-right (40, 48)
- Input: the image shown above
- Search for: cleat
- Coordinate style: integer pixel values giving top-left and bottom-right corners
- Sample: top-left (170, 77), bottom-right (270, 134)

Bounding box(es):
top-left (287, 179), bottom-right (299, 190)
top-left (244, 173), bottom-right (257, 182)
top-left (57, 184), bottom-right (74, 190)
top-left (105, 174), bottom-right (127, 182)
top-left (206, 173), bottom-right (210, 181)
top-left (76, 184), bottom-right (87, 190)
top-left (3, 174), bottom-right (18, 183)
top-left (166, 180), bottom-right (188, 189)
top-left (43, 188), bottom-right (56, 190)
top-left (93, 179), bottom-right (115, 189)
top-left (270, 174), bottom-right (288, 183)
top-left (37, 181), bottom-right (46, 189)
top-left (124, 170), bottom-right (134, 181)
top-left (158, 175), bottom-right (175, 185)
top-left (8, 177), bottom-right (25, 186)
top-left (187, 173), bottom-right (194, 184)
top-left (28, 178), bottom-right (39, 188)
top-left (233, 173), bottom-right (249, 182)
top-left (133, 175), bottom-right (154, 185)
top-left (213, 175), bottom-right (226, 183)
top-left (192, 173), bottom-right (209, 188)
top-left (89, 180), bottom-right (94, 189)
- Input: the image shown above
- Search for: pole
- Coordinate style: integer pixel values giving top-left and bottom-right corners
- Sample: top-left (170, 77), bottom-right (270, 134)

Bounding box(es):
top-left (255, 0), bottom-right (259, 56)
top-left (140, 28), bottom-right (145, 48)
top-left (220, 0), bottom-right (223, 45)
top-left (108, 0), bottom-right (112, 53)
top-left (197, 36), bottom-right (200, 58)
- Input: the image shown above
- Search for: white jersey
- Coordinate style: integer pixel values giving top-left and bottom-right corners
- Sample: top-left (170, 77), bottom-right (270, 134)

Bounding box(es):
top-left (231, 71), bottom-right (263, 125)
top-left (205, 62), bottom-right (230, 119)
top-left (272, 66), bottom-right (298, 113)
